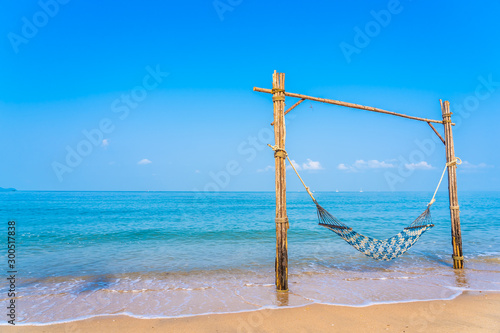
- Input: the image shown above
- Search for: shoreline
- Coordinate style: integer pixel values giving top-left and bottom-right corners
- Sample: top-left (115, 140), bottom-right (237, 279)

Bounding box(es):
top-left (4, 291), bottom-right (499, 332)
top-left (3, 290), bottom-right (468, 326)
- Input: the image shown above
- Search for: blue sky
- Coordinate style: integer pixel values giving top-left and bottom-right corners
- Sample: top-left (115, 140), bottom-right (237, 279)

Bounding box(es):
top-left (1, 1), bottom-right (499, 191)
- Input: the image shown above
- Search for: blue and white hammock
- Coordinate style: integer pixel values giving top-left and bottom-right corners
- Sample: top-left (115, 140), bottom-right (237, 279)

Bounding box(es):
top-left (315, 201), bottom-right (434, 261)
top-left (270, 144), bottom-right (457, 261)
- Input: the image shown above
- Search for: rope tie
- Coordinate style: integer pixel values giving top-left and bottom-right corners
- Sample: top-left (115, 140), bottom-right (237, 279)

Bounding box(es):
top-left (274, 150), bottom-right (287, 158)
top-left (450, 205), bottom-right (460, 210)
top-left (275, 217), bottom-right (289, 229)
top-left (268, 144), bottom-right (287, 158)
top-left (446, 157), bottom-right (462, 167)
top-left (452, 255), bottom-right (464, 261)
top-left (271, 88), bottom-right (285, 94)
top-left (267, 144), bottom-right (316, 202)
top-left (273, 96), bottom-right (285, 102)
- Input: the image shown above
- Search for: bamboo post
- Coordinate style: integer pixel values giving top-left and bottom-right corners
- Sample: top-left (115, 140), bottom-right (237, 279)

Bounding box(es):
top-left (272, 71), bottom-right (288, 291)
top-left (441, 100), bottom-right (464, 269)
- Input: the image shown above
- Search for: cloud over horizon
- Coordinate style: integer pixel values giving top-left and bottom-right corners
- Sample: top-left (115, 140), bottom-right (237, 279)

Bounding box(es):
top-left (258, 158), bottom-right (323, 172)
top-left (338, 159), bottom-right (439, 172)
top-left (338, 159), bottom-right (395, 172)
top-left (404, 161), bottom-right (433, 170)
top-left (257, 165), bottom-right (273, 173)
top-left (459, 161), bottom-right (494, 172)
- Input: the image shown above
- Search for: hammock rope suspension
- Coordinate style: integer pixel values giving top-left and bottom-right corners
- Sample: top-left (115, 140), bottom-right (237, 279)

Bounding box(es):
top-left (268, 145), bottom-right (459, 261)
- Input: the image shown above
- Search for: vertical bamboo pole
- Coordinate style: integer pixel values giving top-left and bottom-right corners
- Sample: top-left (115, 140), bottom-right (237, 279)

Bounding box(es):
top-left (272, 71), bottom-right (288, 291)
top-left (441, 100), bottom-right (464, 269)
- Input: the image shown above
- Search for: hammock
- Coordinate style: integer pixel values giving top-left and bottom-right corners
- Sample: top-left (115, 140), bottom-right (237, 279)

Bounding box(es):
top-left (315, 201), bottom-right (433, 261)
top-left (269, 145), bottom-right (459, 261)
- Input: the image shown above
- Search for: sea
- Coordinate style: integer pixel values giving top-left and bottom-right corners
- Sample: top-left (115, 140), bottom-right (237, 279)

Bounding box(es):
top-left (0, 191), bottom-right (499, 325)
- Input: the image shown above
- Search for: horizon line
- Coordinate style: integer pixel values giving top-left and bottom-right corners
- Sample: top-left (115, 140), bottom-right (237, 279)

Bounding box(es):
top-left (2, 189), bottom-right (499, 193)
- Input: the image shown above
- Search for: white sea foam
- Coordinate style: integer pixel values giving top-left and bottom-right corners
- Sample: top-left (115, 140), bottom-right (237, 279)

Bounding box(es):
top-left (6, 261), bottom-right (499, 324)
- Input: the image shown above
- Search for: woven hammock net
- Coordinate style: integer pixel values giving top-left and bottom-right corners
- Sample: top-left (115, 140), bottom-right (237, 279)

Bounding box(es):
top-left (268, 145), bottom-right (452, 261)
top-left (314, 200), bottom-right (434, 261)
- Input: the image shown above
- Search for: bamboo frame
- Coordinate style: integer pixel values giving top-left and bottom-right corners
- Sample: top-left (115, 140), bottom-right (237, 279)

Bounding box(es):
top-left (254, 87), bottom-right (453, 125)
top-left (441, 100), bottom-right (464, 269)
top-left (272, 71), bottom-right (289, 291)
top-left (256, 73), bottom-right (464, 292)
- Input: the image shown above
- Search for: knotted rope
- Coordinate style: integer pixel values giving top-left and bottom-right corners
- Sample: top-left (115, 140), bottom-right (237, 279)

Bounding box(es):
top-left (268, 144), bottom-right (316, 202)
top-left (428, 157), bottom-right (462, 207)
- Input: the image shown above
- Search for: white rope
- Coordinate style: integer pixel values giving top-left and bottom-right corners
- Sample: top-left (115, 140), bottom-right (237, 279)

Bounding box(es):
top-left (285, 154), bottom-right (316, 202)
top-left (428, 157), bottom-right (461, 206)
top-left (267, 144), bottom-right (316, 201)
top-left (268, 143), bottom-right (459, 208)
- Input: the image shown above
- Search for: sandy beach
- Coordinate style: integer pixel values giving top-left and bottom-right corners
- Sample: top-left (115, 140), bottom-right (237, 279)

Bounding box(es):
top-left (4, 292), bottom-right (498, 333)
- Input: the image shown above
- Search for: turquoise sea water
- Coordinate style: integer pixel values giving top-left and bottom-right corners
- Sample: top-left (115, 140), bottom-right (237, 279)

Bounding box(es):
top-left (1, 191), bottom-right (499, 324)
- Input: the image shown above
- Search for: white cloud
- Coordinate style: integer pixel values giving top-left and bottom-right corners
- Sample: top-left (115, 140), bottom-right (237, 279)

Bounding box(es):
top-left (369, 160), bottom-right (394, 168)
top-left (338, 159), bottom-right (395, 172)
top-left (138, 159), bottom-right (152, 165)
top-left (352, 160), bottom-right (366, 169)
top-left (195, 170), bottom-right (200, 173)
top-left (337, 163), bottom-right (349, 171)
top-left (102, 139), bottom-right (109, 148)
top-left (302, 159), bottom-right (323, 170)
top-left (354, 159), bottom-right (395, 169)
top-left (285, 159), bottom-right (323, 171)
top-left (257, 165), bottom-right (274, 172)
top-left (286, 159), bottom-right (302, 171)
top-left (259, 159), bottom-right (323, 172)
top-left (460, 161), bottom-right (493, 169)
top-left (405, 161), bottom-right (433, 170)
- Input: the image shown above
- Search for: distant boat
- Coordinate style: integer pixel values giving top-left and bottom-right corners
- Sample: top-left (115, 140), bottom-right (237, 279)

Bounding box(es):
top-left (360, 188), bottom-right (363, 193)
top-left (336, 189), bottom-right (339, 193)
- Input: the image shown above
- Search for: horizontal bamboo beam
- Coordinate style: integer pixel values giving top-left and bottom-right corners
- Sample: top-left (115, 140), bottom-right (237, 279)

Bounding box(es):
top-left (254, 87), bottom-right (450, 125)
top-left (271, 98), bottom-right (305, 126)
top-left (427, 122), bottom-right (445, 145)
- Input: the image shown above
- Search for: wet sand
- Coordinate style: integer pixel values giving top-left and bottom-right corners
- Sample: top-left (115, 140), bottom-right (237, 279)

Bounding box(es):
top-left (4, 291), bottom-right (499, 332)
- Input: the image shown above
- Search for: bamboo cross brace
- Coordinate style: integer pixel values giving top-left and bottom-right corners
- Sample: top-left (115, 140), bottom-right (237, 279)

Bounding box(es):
top-left (427, 122), bottom-right (446, 145)
top-left (271, 98), bottom-right (305, 126)
top-left (254, 87), bottom-right (452, 125)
